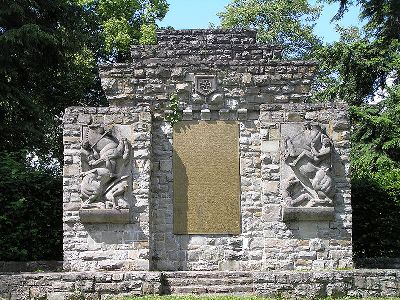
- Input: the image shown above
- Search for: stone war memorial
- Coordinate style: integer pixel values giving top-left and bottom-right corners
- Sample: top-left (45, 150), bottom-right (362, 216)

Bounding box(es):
top-left (2, 29), bottom-right (400, 299)
top-left (63, 28), bottom-right (352, 272)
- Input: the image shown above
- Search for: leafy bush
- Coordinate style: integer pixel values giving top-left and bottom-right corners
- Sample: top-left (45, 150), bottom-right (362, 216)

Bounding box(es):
top-left (0, 151), bottom-right (62, 260)
top-left (351, 87), bottom-right (400, 257)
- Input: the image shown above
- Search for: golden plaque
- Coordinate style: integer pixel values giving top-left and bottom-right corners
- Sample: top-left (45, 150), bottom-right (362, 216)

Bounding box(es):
top-left (173, 121), bottom-right (240, 234)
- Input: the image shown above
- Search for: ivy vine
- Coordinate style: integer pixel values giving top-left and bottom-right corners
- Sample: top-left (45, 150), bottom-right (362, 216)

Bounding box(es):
top-left (165, 94), bottom-right (182, 125)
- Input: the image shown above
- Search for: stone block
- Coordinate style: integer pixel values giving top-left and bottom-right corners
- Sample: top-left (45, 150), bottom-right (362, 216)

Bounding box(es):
top-left (263, 205), bottom-right (282, 221)
top-left (79, 209), bottom-right (130, 224)
top-left (134, 69), bottom-right (145, 78)
top-left (242, 73), bottom-right (252, 84)
top-left (63, 164), bottom-right (79, 177)
top-left (261, 140), bottom-right (280, 153)
top-left (263, 181), bottom-right (279, 194)
top-left (218, 260), bottom-right (240, 271)
top-left (200, 109), bottom-right (211, 120)
top-left (268, 127), bottom-right (280, 140)
top-left (210, 93), bottom-right (224, 104)
top-left (237, 108), bottom-right (248, 120)
top-left (176, 83), bottom-right (191, 93)
top-left (283, 207), bottom-right (335, 222)
top-left (286, 112), bottom-right (304, 122)
top-left (309, 238), bottom-right (326, 252)
top-left (182, 109), bottom-right (193, 121)
top-left (219, 109), bottom-right (230, 120)
top-left (159, 160), bottom-right (172, 171)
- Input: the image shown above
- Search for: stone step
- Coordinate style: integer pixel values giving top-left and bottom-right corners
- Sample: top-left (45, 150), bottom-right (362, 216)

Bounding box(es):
top-left (166, 277), bottom-right (254, 287)
top-left (168, 284), bottom-right (255, 295)
top-left (162, 272), bottom-right (255, 295)
top-left (163, 271), bottom-right (253, 279)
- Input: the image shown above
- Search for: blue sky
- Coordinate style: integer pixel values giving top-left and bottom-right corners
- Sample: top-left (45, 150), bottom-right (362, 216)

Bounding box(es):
top-left (158, 0), bottom-right (364, 43)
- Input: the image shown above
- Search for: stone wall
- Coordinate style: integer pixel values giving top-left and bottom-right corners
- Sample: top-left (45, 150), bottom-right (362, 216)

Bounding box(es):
top-left (0, 261), bottom-right (62, 273)
top-left (62, 29), bottom-right (352, 272)
top-left (2, 270), bottom-right (400, 299)
top-left (63, 106), bottom-right (152, 271)
top-left (99, 29), bottom-right (315, 110)
top-left (0, 271), bottom-right (161, 300)
top-left (149, 103), bottom-right (351, 271)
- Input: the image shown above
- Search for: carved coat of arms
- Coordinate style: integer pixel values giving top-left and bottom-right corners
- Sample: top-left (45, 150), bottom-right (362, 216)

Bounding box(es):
top-left (194, 75), bottom-right (217, 96)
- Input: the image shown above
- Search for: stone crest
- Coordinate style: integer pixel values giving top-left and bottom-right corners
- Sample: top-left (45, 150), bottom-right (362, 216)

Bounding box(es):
top-left (194, 75), bottom-right (217, 96)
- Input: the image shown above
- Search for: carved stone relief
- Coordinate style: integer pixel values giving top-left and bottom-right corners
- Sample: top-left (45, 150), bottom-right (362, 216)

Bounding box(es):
top-left (194, 75), bottom-right (217, 96)
top-left (79, 121), bottom-right (133, 223)
top-left (281, 123), bottom-right (335, 221)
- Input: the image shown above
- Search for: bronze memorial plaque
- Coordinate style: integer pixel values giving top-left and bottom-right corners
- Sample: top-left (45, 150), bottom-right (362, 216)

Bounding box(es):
top-left (173, 121), bottom-right (240, 234)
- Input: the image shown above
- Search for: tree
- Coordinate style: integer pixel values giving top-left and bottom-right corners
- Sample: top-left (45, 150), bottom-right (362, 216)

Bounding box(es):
top-left (219, 0), bottom-right (400, 257)
top-left (0, 0), bottom-right (168, 260)
top-left (350, 86), bottom-right (400, 257)
top-left (313, 0), bottom-right (400, 257)
top-left (327, 0), bottom-right (400, 41)
top-left (77, 0), bottom-right (168, 61)
top-left (0, 0), bottom-right (105, 260)
top-left (311, 27), bottom-right (400, 105)
top-left (218, 0), bottom-right (322, 58)
top-left (0, 0), bottom-right (105, 161)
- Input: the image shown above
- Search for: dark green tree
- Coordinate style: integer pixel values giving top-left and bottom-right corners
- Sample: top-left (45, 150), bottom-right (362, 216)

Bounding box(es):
top-left (0, 0), bottom-right (168, 260)
top-left (312, 27), bottom-right (400, 105)
top-left (350, 85), bottom-right (400, 257)
top-left (316, 0), bottom-right (400, 257)
top-left (220, 0), bottom-right (400, 257)
top-left (0, 0), bottom-right (105, 260)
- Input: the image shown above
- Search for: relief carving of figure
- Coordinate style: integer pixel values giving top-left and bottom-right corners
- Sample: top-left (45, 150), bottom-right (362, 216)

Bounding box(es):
top-left (282, 123), bottom-right (335, 208)
top-left (80, 123), bottom-right (130, 209)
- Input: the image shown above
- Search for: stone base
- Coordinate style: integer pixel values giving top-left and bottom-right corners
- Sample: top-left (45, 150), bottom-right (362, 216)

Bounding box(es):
top-left (2, 270), bottom-right (400, 299)
top-left (79, 209), bottom-right (130, 224)
top-left (283, 207), bottom-right (335, 221)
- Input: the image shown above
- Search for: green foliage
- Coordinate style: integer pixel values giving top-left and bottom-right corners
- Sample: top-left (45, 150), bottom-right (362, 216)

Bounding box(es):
top-left (139, 23), bottom-right (158, 45)
top-left (77, 0), bottom-right (168, 59)
top-left (313, 0), bottom-right (400, 257)
top-left (218, 0), bottom-right (322, 58)
top-left (165, 94), bottom-right (182, 125)
top-left (103, 17), bottom-right (134, 54)
top-left (0, 0), bottom-right (107, 159)
top-left (0, 0), bottom-right (168, 260)
top-left (350, 87), bottom-right (400, 257)
top-left (0, 151), bottom-right (62, 260)
top-left (325, 0), bottom-right (400, 41)
top-left (312, 30), bottom-right (400, 105)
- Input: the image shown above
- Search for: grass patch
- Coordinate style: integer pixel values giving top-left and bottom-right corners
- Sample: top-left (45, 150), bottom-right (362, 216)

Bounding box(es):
top-left (119, 296), bottom-right (400, 300)
top-left (121, 297), bottom-right (269, 300)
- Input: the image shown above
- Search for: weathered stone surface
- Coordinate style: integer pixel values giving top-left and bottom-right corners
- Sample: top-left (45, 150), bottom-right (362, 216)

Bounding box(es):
top-left (281, 122), bottom-right (335, 209)
top-left (79, 209), bottom-right (130, 224)
top-left (64, 30), bottom-right (351, 272)
top-left (2, 270), bottom-right (400, 299)
top-left (283, 207), bottom-right (335, 221)
top-left (63, 107), bottom-right (152, 272)
top-left (100, 29), bottom-right (316, 112)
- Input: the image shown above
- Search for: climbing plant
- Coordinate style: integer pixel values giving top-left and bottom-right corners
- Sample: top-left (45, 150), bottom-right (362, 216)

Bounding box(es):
top-left (165, 94), bottom-right (182, 125)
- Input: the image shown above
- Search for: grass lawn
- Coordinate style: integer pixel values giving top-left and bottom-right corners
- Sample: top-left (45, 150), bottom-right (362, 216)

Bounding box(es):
top-left (119, 296), bottom-right (400, 300)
